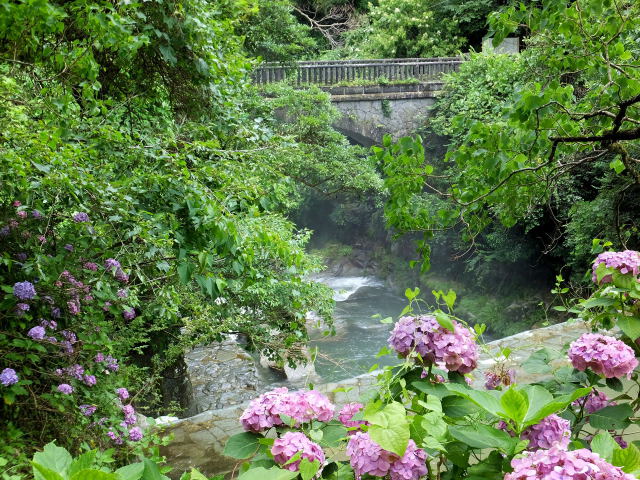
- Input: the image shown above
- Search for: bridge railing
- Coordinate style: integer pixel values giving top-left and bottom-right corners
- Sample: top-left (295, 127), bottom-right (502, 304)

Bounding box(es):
top-left (253, 57), bottom-right (463, 86)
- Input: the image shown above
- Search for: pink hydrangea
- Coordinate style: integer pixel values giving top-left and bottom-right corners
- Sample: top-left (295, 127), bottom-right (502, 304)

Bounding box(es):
top-left (388, 315), bottom-right (478, 373)
top-left (240, 388), bottom-right (335, 433)
top-left (520, 414), bottom-right (571, 450)
top-left (347, 432), bottom-right (427, 480)
top-left (569, 333), bottom-right (638, 378)
top-left (338, 403), bottom-right (367, 430)
top-left (271, 432), bottom-right (325, 472)
top-left (389, 440), bottom-right (428, 480)
top-left (347, 431), bottom-right (396, 478)
top-left (573, 390), bottom-right (616, 414)
top-left (505, 444), bottom-right (635, 480)
top-left (592, 250), bottom-right (640, 284)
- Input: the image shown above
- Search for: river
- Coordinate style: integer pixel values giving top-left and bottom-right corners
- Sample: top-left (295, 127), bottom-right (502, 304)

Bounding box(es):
top-left (307, 275), bottom-right (407, 382)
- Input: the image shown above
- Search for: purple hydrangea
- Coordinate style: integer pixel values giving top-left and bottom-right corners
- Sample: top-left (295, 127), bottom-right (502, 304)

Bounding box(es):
top-left (105, 355), bottom-right (119, 372)
top-left (505, 444), bottom-right (635, 480)
top-left (389, 440), bottom-right (428, 480)
top-left (83, 374), bottom-right (96, 386)
top-left (67, 300), bottom-right (81, 315)
top-left (0, 368), bottom-right (19, 386)
top-left (94, 353), bottom-right (105, 363)
top-left (346, 431), bottom-right (396, 478)
top-left (32, 210), bottom-right (43, 219)
top-left (338, 403), bottom-right (367, 430)
top-left (484, 368), bottom-right (516, 390)
top-left (122, 404), bottom-right (136, 425)
top-left (73, 212), bottom-right (90, 223)
top-left (79, 404), bottom-right (97, 416)
top-left (40, 319), bottom-right (57, 330)
top-left (115, 269), bottom-right (129, 283)
top-left (569, 333), bottom-right (638, 378)
top-left (16, 303), bottom-right (30, 312)
top-left (15, 252), bottom-right (27, 262)
top-left (0, 226), bottom-right (9, 237)
top-left (271, 432), bottom-right (325, 472)
top-left (128, 427), bottom-right (143, 442)
top-left (592, 250), bottom-right (640, 284)
top-left (107, 430), bottom-right (123, 445)
top-left (105, 258), bottom-right (121, 269)
top-left (65, 364), bottom-right (84, 380)
top-left (13, 281), bottom-right (36, 300)
top-left (500, 414), bottom-right (570, 450)
top-left (388, 315), bottom-right (478, 373)
top-left (117, 289), bottom-right (128, 298)
top-left (27, 326), bottom-right (46, 340)
top-left (64, 244), bottom-right (74, 252)
top-left (51, 307), bottom-right (61, 318)
top-left (83, 262), bottom-right (99, 271)
top-left (123, 308), bottom-right (136, 320)
top-left (57, 383), bottom-right (74, 394)
top-left (116, 388), bottom-right (129, 401)
top-left (240, 388), bottom-right (335, 433)
top-left (17, 211), bottom-right (27, 219)
top-left (573, 390), bottom-right (616, 414)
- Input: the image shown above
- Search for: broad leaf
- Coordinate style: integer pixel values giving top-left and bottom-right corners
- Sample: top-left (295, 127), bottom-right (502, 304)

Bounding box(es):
top-left (115, 462), bottom-right (145, 480)
top-left (33, 443), bottom-right (72, 479)
top-left (238, 467), bottom-right (298, 480)
top-left (299, 458), bottom-right (320, 480)
top-left (365, 402), bottom-right (410, 456)
top-left (589, 404), bottom-right (633, 430)
top-left (224, 432), bottom-right (261, 459)
top-left (590, 432), bottom-right (619, 462)
top-left (448, 425), bottom-right (516, 452)
top-left (500, 388), bottom-right (528, 429)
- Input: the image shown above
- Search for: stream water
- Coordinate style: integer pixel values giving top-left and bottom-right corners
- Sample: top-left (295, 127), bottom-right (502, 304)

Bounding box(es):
top-left (307, 275), bottom-right (407, 382)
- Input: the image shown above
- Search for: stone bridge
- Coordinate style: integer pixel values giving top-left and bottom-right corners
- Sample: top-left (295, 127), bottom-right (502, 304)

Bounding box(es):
top-left (254, 58), bottom-right (464, 145)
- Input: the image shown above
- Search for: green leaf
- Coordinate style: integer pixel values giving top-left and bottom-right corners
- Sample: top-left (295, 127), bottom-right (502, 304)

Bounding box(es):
top-left (500, 388), bottom-right (528, 428)
top-left (224, 432), bottom-right (261, 459)
top-left (68, 451), bottom-right (97, 477)
top-left (319, 423), bottom-right (347, 447)
top-left (613, 443), bottom-right (640, 474)
top-left (70, 470), bottom-right (119, 480)
top-left (521, 385), bottom-right (553, 424)
top-left (32, 463), bottom-right (65, 480)
top-left (445, 383), bottom-right (502, 418)
top-left (116, 462), bottom-right (146, 480)
top-left (237, 467), bottom-right (298, 480)
top-left (441, 395), bottom-right (480, 418)
top-left (590, 432), bottom-right (619, 462)
top-left (448, 424), bottom-right (516, 452)
top-left (589, 404), bottom-right (633, 430)
top-left (141, 459), bottom-right (165, 480)
top-left (185, 470), bottom-right (209, 480)
top-left (616, 315), bottom-right (640, 341)
top-left (606, 377), bottom-right (624, 392)
top-left (299, 459), bottom-right (320, 480)
top-left (177, 262), bottom-right (194, 284)
top-left (434, 311), bottom-right (455, 332)
top-left (33, 443), bottom-right (72, 479)
top-left (610, 157), bottom-right (625, 174)
top-left (365, 402), bottom-right (410, 456)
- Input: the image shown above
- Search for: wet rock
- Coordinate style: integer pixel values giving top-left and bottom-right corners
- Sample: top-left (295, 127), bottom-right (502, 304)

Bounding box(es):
top-left (184, 335), bottom-right (266, 415)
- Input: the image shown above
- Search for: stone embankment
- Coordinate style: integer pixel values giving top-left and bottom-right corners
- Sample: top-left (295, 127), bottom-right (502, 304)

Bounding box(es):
top-left (160, 320), bottom-right (590, 476)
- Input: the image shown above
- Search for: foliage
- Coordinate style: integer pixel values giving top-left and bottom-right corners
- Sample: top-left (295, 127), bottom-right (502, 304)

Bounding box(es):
top-left (378, 0), bottom-right (640, 273)
top-left (238, 0), bottom-right (319, 61)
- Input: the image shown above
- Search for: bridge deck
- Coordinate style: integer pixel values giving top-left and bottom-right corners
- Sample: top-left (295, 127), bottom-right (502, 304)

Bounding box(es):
top-left (253, 57), bottom-right (463, 86)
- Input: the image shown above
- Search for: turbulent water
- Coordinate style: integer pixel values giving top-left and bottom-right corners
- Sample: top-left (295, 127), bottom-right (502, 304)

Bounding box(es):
top-left (307, 275), bottom-right (407, 382)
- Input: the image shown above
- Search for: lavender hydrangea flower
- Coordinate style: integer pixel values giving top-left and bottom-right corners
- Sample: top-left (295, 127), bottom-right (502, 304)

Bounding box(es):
top-left (57, 383), bottom-right (74, 394)
top-left (271, 432), bottom-right (325, 472)
top-left (83, 262), bottom-right (99, 271)
top-left (122, 404), bottom-right (136, 425)
top-left (105, 355), bottom-right (119, 371)
top-left (16, 303), bottom-right (30, 312)
top-left (116, 388), bottom-right (129, 400)
top-left (569, 333), bottom-right (638, 378)
top-left (107, 430), bottom-right (123, 445)
top-left (389, 440), bottom-right (428, 480)
top-left (27, 326), bottom-right (46, 340)
top-left (79, 404), bottom-right (97, 416)
top-left (32, 210), bottom-right (43, 219)
top-left (388, 315), bottom-right (478, 373)
top-left (67, 300), bottom-right (81, 315)
top-left (13, 281), bottom-right (36, 300)
top-left (40, 319), bottom-right (57, 330)
top-left (128, 427), bottom-right (143, 442)
top-left (83, 374), bottom-right (96, 386)
top-left (505, 444), bottom-right (635, 480)
top-left (52, 307), bottom-right (61, 318)
top-left (94, 353), bottom-right (105, 363)
top-left (17, 211), bottom-right (27, 219)
top-left (0, 368), bottom-right (19, 386)
top-left (592, 250), bottom-right (640, 284)
top-left (123, 308), bottom-right (136, 320)
top-left (115, 269), bottom-right (129, 283)
top-left (64, 244), bottom-right (74, 252)
top-left (573, 390), bottom-right (616, 414)
top-left (347, 431), bottom-right (396, 478)
top-left (73, 212), bottom-right (90, 223)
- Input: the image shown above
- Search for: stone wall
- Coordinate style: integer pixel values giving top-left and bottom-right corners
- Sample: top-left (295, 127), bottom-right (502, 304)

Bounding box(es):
top-left (329, 82), bottom-right (443, 146)
top-left (160, 320), bottom-right (590, 477)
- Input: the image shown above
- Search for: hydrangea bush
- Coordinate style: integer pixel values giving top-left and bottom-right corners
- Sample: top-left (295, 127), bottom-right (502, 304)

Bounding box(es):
top-left (224, 250), bottom-right (640, 480)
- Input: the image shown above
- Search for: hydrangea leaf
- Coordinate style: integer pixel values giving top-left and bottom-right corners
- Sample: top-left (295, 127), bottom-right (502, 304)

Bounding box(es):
top-left (613, 443), bottom-right (640, 474)
top-left (299, 458), bottom-right (320, 480)
top-left (32, 443), bottom-right (72, 479)
top-left (590, 432), bottom-right (619, 463)
top-left (237, 466), bottom-right (298, 480)
top-left (223, 432), bottom-right (261, 459)
top-left (364, 401), bottom-right (410, 456)
top-left (589, 404), bottom-right (633, 431)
